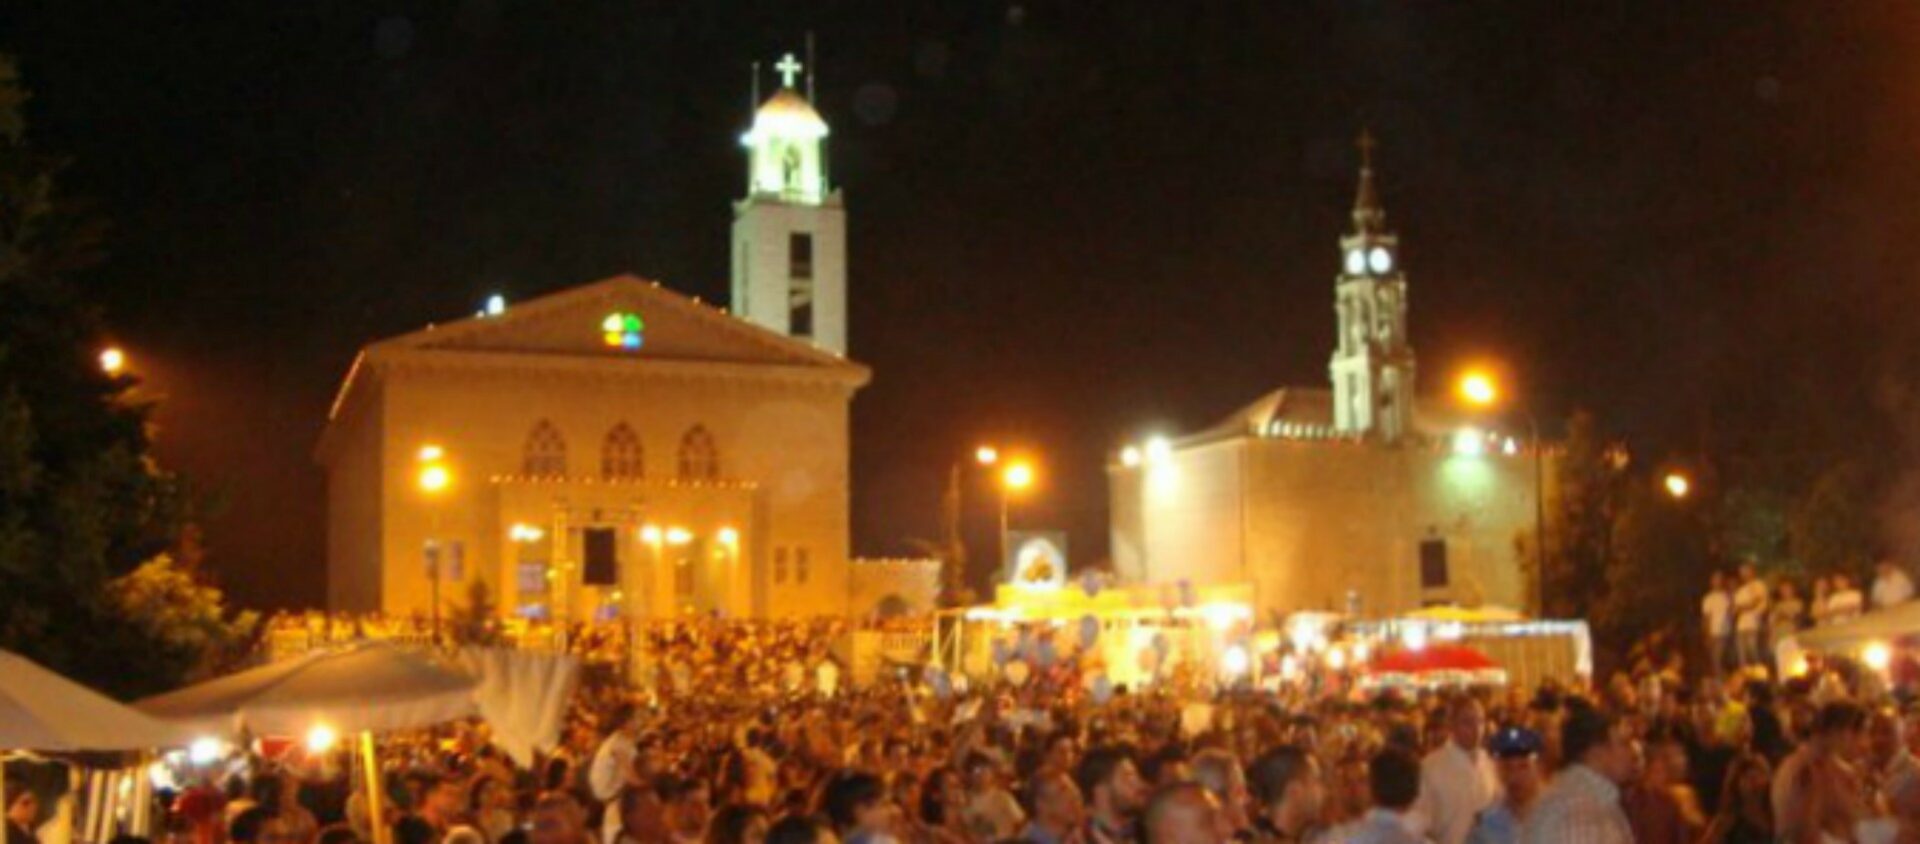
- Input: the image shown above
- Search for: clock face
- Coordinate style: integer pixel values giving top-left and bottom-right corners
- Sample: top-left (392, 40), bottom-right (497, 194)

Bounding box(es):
top-left (1368, 246), bottom-right (1393, 274)
top-left (1344, 249), bottom-right (1365, 275)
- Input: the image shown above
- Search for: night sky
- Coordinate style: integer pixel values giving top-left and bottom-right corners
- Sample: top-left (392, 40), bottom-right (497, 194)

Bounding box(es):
top-left (7, 1), bottom-right (1920, 609)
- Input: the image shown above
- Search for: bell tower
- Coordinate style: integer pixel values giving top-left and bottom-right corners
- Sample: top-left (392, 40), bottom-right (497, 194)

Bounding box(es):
top-left (1329, 130), bottom-right (1416, 442)
top-left (731, 52), bottom-right (848, 354)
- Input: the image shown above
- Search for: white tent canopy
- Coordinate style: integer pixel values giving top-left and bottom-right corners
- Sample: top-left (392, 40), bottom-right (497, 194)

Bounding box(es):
top-left (0, 650), bottom-right (196, 752)
top-left (135, 641), bottom-right (478, 738)
top-left (1788, 601), bottom-right (1920, 653)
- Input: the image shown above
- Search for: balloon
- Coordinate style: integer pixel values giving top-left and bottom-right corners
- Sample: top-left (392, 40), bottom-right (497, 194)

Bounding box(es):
top-left (1036, 639), bottom-right (1058, 668)
top-left (1152, 632), bottom-right (1170, 657)
top-left (992, 639), bottom-right (1012, 666)
top-left (925, 667), bottom-right (952, 699)
top-left (1138, 647), bottom-right (1160, 673)
top-left (1178, 579), bottom-right (1195, 608)
top-left (1082, 570), bottom-right (1102, 598)
top-left (1079, 615), bottom-right (1101, 649)
top-left (1089, 674), bottom-right (1114, 704)
top-left (1005, 660), bottom-right (1031, 687)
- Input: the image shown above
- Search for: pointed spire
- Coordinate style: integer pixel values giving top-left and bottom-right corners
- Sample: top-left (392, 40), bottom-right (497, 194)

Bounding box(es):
top-left (1351, 128), bottom-right (1387, 236)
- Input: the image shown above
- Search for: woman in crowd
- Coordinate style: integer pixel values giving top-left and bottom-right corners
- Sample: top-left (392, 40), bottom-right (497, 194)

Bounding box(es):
top-left (1702, 753), bottom-right (1774, 844)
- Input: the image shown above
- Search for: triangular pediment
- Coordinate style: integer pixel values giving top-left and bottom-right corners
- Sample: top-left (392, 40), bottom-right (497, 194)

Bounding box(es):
top-left (374, 275), bottom-right (855, 370)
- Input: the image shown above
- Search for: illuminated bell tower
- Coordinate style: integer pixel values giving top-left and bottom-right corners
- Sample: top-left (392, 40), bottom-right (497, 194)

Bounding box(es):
top-left (731, 53), bottom-right (848, 355)
top-left (1329, 130), bottom-right (1416, 442)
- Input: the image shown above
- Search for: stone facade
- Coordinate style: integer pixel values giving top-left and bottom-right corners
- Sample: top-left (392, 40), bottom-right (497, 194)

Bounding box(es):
top-left (316, 275), bottom-right (868, 621)
top-left (1110, 393), bottom-right (1552, 618)
top-left (1108, 135), bottom-right (1554, 620)
top-left (846, 558), bottom-right (942, 619)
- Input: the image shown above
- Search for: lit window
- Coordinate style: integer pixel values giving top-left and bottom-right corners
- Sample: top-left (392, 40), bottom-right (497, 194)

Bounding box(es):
top-left (602, 423), bottom-right (643, 479)
top-left (775, 547), bottom-right (789, 584)
top-left (795, 547), bottom-right (810, 584)
top-left (678, 425), bottom-right (720, 481)
top-left (523, 420), bottom-right (567, 477)
top-left (600, 312), bottom-right (645, 349)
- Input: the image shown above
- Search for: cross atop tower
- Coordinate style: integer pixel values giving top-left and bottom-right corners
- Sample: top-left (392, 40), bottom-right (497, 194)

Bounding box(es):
top-left (775, 54), bottom-right (803, 89)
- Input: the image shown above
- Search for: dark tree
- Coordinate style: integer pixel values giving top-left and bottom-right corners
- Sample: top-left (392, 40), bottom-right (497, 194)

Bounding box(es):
top-left (0, 57), bottom-right (246, 698)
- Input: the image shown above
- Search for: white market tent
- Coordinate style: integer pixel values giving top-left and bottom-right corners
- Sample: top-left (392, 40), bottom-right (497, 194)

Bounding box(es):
top-left (1786, 601), bottom-right (1920, 654)
top-left (1, 650), bottom-right (200, 844)
top-left (136, 641), bottom-right (481, 844)
top-left (135, 640), bottom-right (478, 738)
top-left (0, 650), bottom-right (197, 752)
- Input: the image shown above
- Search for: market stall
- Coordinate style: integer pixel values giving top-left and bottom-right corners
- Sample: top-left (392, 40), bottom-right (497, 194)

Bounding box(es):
top-left (137, 642), bottom-right (481, 844)
top-left (1, 650), bottom-right (199, 844)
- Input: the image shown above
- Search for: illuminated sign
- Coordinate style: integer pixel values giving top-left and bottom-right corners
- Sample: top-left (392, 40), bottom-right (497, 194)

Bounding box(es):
top-left (601, 312), bottom-right (645, 349)
top-left (1006, 531), bottom-right (1069, 591)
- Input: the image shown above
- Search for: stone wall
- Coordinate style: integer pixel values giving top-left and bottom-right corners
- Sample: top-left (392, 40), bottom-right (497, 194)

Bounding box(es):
top-left (847, 557), bottom-right (941, 618)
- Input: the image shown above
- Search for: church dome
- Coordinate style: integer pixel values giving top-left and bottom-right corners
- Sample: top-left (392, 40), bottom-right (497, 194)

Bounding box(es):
top-left (744, 89), bottom-right (829, 143)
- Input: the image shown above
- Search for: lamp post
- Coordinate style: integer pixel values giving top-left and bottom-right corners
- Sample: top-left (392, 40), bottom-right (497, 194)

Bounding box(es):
top-left (997, 460), bottom-right (1035, 580)
top-left (416, 445), bottom-right (452, 644)
top-left (99, 346), bottom-right (127, 376)
top-left (1457, 371), bottom-right (1546, 615)
top-left (1663, 471), bottom-right (1691, 500)
top-left (967, 445), bottom-right (1039, 581)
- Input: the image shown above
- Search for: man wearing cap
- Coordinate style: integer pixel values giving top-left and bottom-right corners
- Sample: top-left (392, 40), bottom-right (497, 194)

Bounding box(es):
top-left (1466, 728), bottom-right (1544, 844)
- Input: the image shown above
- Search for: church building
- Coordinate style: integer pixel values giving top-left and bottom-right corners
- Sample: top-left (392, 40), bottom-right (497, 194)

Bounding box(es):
top-left (316, 55), bottom-right (874, 621)
top-left (1108, 135), bottom-right (1553, 619)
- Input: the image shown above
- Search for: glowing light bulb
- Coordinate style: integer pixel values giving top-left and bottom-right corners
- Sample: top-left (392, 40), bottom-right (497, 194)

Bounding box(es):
top-left (1865, 642), bottom-right (1892, 672)
top-left (306, 724), bottom-right (339, 754)
top-left (1222, 645), bottom-right (1250, 677)
top-left (189, 737), bottom-right (223, 765)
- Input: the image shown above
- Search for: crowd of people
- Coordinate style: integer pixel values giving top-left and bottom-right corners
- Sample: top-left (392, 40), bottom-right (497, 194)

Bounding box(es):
top-left (16, 612), bottom-right (1920, 844)
top-left (1699, 561), bottom-right (1916, 676)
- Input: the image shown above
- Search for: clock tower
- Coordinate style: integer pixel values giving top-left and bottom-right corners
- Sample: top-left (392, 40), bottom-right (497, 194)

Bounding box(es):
top-left (731, 53), bottom-right (848, 355)
top-left (1329, 131), bottom-right (1416, 442)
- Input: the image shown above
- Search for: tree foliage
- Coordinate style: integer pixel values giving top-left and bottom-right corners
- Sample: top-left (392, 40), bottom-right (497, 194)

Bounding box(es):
top-left (1787, 461), bottom-right (1878, 577)
top-left (1594, 483), bottom-right (1711, 651)
top-left (0, 55), bottom-right (243, 697)
top-left (1540, 410), bottom-right (1622, 620)
top-left (102, 555), bottom-right (260, 697)
top-left (449, 579), bottom-right (505, 647)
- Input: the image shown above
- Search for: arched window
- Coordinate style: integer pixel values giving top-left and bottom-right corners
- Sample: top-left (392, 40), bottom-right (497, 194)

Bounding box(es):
top-left (677, 425), bottom-right (719, 481)
top-left (602, 423), bottom-right (643, 479)
top-left (523, 420), bottom-right (567, 477)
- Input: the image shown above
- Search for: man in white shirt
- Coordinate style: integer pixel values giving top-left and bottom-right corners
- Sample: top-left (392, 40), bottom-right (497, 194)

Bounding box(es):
top-left (1871, 707), bottom-right (1919, 785)
top-left (1829, 574), bottom-right (1866, 625)
top-left (589, 703), bottom-right (645, 843)
top-left (1414, 698), bottom-right (1500, 844)
top-left (1874, 560), bottom-right (1916, 610)
top-left (1700, 572), bottom-right (1734, 677)
top-left (1522, 705), bottom-right (1635, 844)
top-left (1733, 564), bottom-right (1770, 669)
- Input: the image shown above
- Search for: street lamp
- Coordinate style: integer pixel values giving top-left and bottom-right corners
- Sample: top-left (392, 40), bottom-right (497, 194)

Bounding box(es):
top-left (1458, 371), bottom-right (1496, 407)
top-left (1455, 369), bottom-right (1547, 615)
top-left (997, 459), bottom-right (1036, 580)
top-left (99, 347), bottom-right (127, 376)
top-left (416, 444), bottom-right (452, 644)
top-left (1663, 471), bottom-right (1691, 500)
